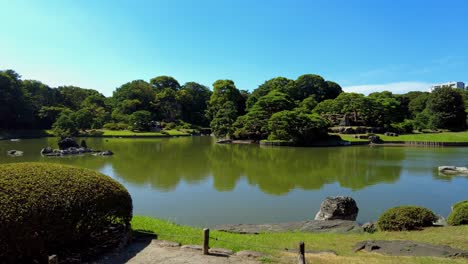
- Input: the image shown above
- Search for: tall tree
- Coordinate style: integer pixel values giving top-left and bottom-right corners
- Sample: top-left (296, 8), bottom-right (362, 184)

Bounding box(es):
top-left (427, 87), bottom-right (466, 131)
top-left (150, 76), bottom-right (181, 91)
top-left (180, 82), bottom-right (212, 126)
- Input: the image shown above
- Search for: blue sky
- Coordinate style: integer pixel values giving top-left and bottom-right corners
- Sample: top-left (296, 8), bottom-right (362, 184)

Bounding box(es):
top-left (1, 0), bottom-right (467, 96)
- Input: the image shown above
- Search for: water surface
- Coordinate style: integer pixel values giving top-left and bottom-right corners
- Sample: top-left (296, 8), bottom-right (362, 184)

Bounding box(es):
top-left (1, 137), bottom-right (467, 226)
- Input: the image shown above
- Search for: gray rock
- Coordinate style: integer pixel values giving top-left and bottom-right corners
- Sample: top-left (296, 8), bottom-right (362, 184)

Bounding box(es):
top-left (40, 146), bottom-right (53, 155)
top-left (438, 166), bottom-right (468, 175)
top-left (368, 135), bottom-right (381, 143)
top-left (58, 137), bottom-right (79, 150)
top-left (7, 150), bottom-right (23, 156)
top-left (354, 240), bottom-right (468, 258)
top-left (315, 196), bottom-right (359, 221)
top-left (93, 150), bottom-right (114, 156)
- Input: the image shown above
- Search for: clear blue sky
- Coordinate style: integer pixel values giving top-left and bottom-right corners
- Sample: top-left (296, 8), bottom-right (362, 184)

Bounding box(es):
top-left (1, 0), bottom-right (467, 96)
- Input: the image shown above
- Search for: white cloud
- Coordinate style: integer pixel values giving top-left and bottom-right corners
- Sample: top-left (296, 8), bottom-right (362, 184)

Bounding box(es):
top-left (343, 82), bottom-right (433, 95)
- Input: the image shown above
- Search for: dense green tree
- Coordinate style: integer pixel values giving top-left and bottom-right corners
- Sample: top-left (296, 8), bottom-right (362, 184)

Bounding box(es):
top-left (74, 108), bottom-right (94, 130)
top-left (233, 91), bottom-right (294, 139)
top-left (427, 87), bottom-right (466, 131)
top-left (246, 77), bottom-right (294, 110)
top-left (296, 96), bottom-right (318, 113)
top-left (52, 110), bottom-right (78, 136)
top-left (0, 70), bottom-right (34, 129)
top-left (57, 86), bottom-right (100, 110)
top-left (38, 106), bottom-right (69, 128)
top-left (207, 80), bottom-right (244, 121)
top-left (314, 93), bottom-right (373, 125)
top-left (150, 76), bottom-right (180, 91)
top-left (210, 101), bottom-right (238, 137)
top-left (129, 110), bottom-right (153, 131)
top-left (294, 74), bottom-right (342, 102)
top-left (407, 92), bottom-right (430, 117)
top-left (368, 91), bottom-right (402, 127)
top-left (113, 80), bottom-right (154, 111)
top-left (268, 110), bottom-right (330, 145)
top-left (154, 88), bottom-right (181, 121)
top-left (179, 82), bottom-right (212, 126)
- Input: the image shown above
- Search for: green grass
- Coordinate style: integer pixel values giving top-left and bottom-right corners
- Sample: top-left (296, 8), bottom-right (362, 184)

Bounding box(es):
top-left (336, 131), bottom-right (468, 143)
top-left (99, 129), bottom-right (190, 137)
top-left (132, 216), bottom-right (468, 263)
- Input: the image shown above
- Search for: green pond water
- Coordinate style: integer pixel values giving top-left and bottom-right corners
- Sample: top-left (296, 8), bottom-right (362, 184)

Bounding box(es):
top-left (1, 136), bottom-right (467, 227)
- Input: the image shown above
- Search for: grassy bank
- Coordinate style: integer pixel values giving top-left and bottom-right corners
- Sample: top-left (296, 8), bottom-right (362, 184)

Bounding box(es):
top-left (98, 129), bottom-right (191, 137)
top-left (337, 131), bottom-right (468, 143)
top-left (132, 216), bottom-right (468, 263)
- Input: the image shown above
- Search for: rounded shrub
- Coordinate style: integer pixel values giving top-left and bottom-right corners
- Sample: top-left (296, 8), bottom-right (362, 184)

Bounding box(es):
top-left (377, 206), bottom-right (437, 231)
top-left (447, 200), bottom-right (468, 226)
top-left (0, 162), bottom-right (133, 263)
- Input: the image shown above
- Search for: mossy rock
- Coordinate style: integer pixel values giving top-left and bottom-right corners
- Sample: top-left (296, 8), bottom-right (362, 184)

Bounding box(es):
top-left (0, 162), bottom-right (133, 263)
top-left (377, 206), bottom-right (436, 231)
top-left (447, 200), bottom-right (468, 226)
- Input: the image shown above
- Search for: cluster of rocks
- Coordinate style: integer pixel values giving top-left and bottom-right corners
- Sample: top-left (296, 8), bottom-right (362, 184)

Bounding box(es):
top-left (41, 138), bottom-right (113, 157)
top-left (384, 132), bottom-right (399, 137)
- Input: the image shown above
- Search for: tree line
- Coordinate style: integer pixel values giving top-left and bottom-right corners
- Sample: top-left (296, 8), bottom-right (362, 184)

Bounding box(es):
top-left (1, 69), bottom-right (466, 144)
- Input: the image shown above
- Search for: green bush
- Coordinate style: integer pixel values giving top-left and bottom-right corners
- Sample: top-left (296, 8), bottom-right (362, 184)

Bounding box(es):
top-left (377, 206), bottom-right (437, 231)
top-left (447, 200), bottom-right (468, 226)
top-left (103, 122), bottom-right (129, 130)
top-left (0, 162), bottom-right (133, 263)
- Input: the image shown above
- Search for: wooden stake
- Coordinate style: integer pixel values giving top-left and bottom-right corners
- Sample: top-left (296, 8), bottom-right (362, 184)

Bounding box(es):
top-left (298, 242), bottom-right (305, 264)
top-left (203, 228), bottom-right (210, 255)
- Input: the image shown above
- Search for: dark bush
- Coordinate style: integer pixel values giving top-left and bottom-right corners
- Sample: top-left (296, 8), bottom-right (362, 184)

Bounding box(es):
top-left (377, 206), bottom-right (436, 231)
top-left (0, 162), bottom-right (133, 263)
top-left (447, 200), bottom-right (468, 226)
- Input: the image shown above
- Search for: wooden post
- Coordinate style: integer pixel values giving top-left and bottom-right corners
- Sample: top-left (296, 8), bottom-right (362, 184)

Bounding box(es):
top-left (298, 242), bottom-right (305, 264)
top-left (203, 228), bottom-right (210, 255)
top-left (48, 255), bottom-right (58, 264)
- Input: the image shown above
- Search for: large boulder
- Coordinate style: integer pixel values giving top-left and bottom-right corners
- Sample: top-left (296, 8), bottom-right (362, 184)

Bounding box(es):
top-left (58, 137), bottom-right (79, 150)
top-left (315, 196), bottom-right (359, 221)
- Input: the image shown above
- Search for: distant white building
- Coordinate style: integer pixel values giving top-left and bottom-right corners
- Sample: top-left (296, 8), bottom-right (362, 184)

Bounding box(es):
top-left (430, 81), bottom-right (465, 91)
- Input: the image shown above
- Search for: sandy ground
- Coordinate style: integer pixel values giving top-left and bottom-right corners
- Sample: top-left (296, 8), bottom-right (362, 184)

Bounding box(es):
top-left (94, 239), bottom-right (261, 264)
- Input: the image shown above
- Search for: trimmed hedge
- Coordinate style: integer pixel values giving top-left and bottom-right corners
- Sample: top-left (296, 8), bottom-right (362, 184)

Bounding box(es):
top-left (377, 206), bottom-right (437, 231)
top-left (0, 162), bottom-right (133, 263)
top-left (447, 200), bottom-right (468, 226)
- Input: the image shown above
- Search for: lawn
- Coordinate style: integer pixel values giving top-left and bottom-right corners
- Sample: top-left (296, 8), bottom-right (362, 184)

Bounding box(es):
top-left (336, 131), bottom-right (468, 143)
top-left (132, 216), bottom-right (468, 263)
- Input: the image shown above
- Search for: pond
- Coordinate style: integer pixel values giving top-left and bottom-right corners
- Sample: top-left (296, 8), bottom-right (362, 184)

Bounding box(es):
top-left (1, 136), bottom-right (467, 227)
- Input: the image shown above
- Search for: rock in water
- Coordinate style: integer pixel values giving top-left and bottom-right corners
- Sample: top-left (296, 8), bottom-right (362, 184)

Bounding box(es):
top-left (41, 147), bottom-right (53, 155)
top-left (315, 196), bottom-right (359, 221)
top-left (58, 137), bottom-right (79, 150)
top-left (7, 150), bottom-right (23, 156)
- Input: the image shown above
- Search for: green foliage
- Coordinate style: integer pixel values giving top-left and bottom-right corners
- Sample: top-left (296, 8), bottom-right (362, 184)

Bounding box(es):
top-left (377, 206), bottom-right (437, 231)
top-left (447, 200), bottom-right (468, 226)
top-left (180, 82), bottom-right (212, 126)
top-left (74, 108), bottom-right (94, 130)
top-left (103, 122), bottom-right (129, 130)
top-left (129, 110), bottom-right (153, 131)
top-left (150, 75), bottom-right (181, 91)
top-left (427, 87), bottom-right (466, 131)
top-left (57, 86), bottom-right (101, 110)
top-left (210, 101), bottom-right (238, 137)
top-left (0, 163), bottom-right (132, 263)
top-left (52, 110), bottom-right (78, 137)
top-left (390, 119), bottom-right (414, 134)
top-left (268, 110), bottom-right (330, 145)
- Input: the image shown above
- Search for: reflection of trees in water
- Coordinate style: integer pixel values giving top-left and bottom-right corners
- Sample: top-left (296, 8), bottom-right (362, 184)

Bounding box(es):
top-left (207, 145), bottom-right (405, 195)
top-left (108, 137), bottom-right (211, 191)
top-left (29, 138), bottom-right (404, 195)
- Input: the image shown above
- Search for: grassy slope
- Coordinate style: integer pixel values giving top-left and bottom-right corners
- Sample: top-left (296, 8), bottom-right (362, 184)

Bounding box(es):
top-left (132, 216), bottom-right (468, 263)
top-left (337, 131), bottom-right (468, 143)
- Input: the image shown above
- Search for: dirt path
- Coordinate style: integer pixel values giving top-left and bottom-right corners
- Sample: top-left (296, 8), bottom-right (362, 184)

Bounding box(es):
top-left (94, 239), bottom-right (261, 264)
